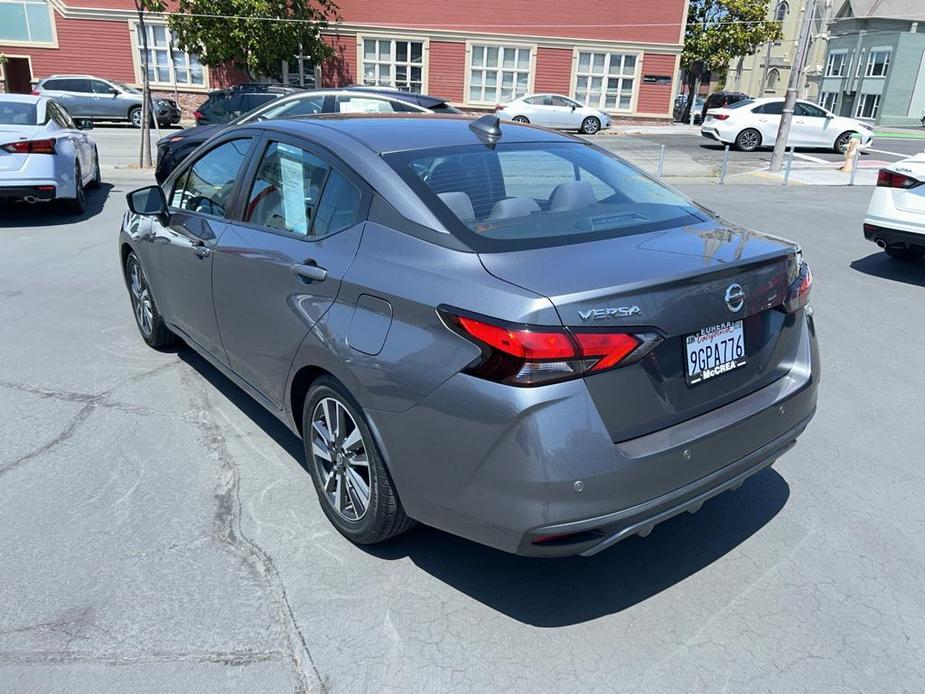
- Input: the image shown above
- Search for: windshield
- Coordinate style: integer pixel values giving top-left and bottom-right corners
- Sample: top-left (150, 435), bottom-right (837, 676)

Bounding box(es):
top-left (0, 101), bottom-right (38, 125)
top-left (113, 82), bottom-right (140, 94)
top-left (386, 142), bottom-right (704, 251)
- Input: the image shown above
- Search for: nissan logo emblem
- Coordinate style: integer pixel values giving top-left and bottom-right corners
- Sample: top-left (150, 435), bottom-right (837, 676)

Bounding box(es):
top-left (725, 283), bottom-right (746, 313)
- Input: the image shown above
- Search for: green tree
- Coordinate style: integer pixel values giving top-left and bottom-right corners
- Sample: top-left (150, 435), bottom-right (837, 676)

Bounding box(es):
top-left (142, 0), bottom-right (339, 79)
top-left (680, 0), bottom-right (781, 121)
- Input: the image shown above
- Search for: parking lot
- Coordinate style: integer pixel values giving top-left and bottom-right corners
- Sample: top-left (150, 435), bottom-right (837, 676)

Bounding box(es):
top-left (1, 129), bottom-right (924, 693)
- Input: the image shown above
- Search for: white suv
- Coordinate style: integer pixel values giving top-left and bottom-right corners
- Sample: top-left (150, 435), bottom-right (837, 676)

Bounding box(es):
top-left (701, 97), bottom-right (873, 152)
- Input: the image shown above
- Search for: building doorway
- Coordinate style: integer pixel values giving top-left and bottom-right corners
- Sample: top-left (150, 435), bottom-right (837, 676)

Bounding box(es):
top-left (3, 57), bottom-right (33, 94)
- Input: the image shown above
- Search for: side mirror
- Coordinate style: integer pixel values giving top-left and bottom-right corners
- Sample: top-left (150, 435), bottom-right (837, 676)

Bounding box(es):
top-left (127, 185), bottom-right (168, 219)
top-left (571, 104), bottom-right (576, 111)
top-left (108, 87), bottom-right (120, 95)
top-left (74, 118), bottom-right (93, 131)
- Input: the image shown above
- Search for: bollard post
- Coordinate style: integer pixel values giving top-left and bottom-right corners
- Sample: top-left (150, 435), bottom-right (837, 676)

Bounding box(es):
top-left (656, 144), bottom-right (665, 179)
top-left (849, 147), bottom-right (861, 186)
top-left (783, 146), bottom-right (795, 185)
top-left (719, 145), bottom-right (730, 185)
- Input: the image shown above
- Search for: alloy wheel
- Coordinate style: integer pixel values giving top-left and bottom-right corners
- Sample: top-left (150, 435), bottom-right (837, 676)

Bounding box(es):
top-left (582, 117), bottom-right (600, 134)
top-left (130, 109), bottom-right (142, 128)
top-left (512, 116), bottom-right (530, 124)
top-left (128, 257), bottom-right (154, 337)
top-left (738, 130), bottom-right (760, 151)
top-left (311, 397), bottom-right (371, 522)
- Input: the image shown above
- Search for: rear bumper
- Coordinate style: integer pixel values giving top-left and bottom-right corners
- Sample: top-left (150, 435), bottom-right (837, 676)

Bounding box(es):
top-left (0, 184), bottom-right (57, 202)
top-left (863, 222), bottom-right (925, 250)
top-left (369, 310), bottom-right (820, 557)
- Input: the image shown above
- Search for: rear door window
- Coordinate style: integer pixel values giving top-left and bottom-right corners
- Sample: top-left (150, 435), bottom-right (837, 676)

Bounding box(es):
top-left (258, 94), bottom-right (327, 120)
top-left (172, 138), bottom-right (253, 217)
top-left (754, 101), bottom-right (783, 115)
top-left (244, 142), bottom-right (330, 236)
top-left (91, 80), bottom-right (113, 94)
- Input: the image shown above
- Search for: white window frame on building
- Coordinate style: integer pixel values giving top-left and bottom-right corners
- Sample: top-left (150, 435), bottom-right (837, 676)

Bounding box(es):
top-left (131, 22), bottom-right (207, 88)
top-left (865, 48), bottom-right (891, 77)
top-left (572, 49), bottom-right (640, 112)
top-left (0, 0), bottom-right (56, 46)
top-left (358, 36), bottom-right (427, 93)
top-left (825, 50), bottom-right (848, 77)
top-left (281, 49), bottom-right (317, 89)
top-left (818, 90), bottom-right (838, 113)
top-left (465, 42), bottom-right (534, 106)
top-left (855, 92), bottom-right (881, 119)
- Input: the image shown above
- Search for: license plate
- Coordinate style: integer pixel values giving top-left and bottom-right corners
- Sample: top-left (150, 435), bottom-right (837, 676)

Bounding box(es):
top-left (685, 320), bottom-right (746, 385)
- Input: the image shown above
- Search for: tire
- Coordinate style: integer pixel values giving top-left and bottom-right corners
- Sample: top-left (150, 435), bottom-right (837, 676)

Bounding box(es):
top-left (303, 376), bottom-right (415, 545)
top-left (885, 246), bottom-right (925, 261)
top-left (512, 115), bottom-right (530, 124)
top-left (87, 148), bottom-right (101, 189)
top-left (580, 116), bottom-right (601, 135)
top-left (129, 106), bottom-right (143, 129)
top-left (735, 128), bottom-right (762, 152)
top-left (834, 131), bottom-right (855, 153)
top-left (124, 252), bottom-right (176, 348)
top-left (61, 162), bottom-right (85, 214)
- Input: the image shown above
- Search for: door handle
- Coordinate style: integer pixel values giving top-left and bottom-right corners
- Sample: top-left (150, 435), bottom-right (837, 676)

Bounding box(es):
top-left (291, 260), bottom-right (328, 283)
top-left (187, 236), bottom-right (210, 258)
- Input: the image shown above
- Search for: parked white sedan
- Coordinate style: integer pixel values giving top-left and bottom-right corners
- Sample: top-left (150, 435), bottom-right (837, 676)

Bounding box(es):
top-left (497, 94), bottom-right (612, 134)
top-left (0, 94), bottom-right (100, 213)
top-left (701, 97), bottom-right (873, 153)
top-left (863, 153), bottom-right (925, 261)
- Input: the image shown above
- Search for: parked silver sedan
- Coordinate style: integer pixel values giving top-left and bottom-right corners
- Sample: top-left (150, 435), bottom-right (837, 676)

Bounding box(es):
top-left (497, 94), bottom-right (612, 134)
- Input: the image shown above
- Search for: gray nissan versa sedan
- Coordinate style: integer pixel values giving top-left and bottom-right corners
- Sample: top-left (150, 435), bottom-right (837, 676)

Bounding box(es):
top-left (120, 114), bottom-right (819, 557)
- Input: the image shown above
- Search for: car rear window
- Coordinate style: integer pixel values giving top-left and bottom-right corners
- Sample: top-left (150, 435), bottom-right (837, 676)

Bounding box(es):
top-left (385, 142), bottom-right (704, 252)
top-left (0, 101), bottom-right (37, 125)
top-left (726, 99), bottom-right (755, 110)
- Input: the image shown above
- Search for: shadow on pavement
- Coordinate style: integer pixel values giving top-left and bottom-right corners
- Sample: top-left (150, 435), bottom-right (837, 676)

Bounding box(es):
top-left (851, 251), bottom-right (925, 287)
top-left (0, 183), bottom-right (113, 228)
top-left (178, 348), bottom-right (305, 463)
top-left (177, 345), bottom-right (790, 627)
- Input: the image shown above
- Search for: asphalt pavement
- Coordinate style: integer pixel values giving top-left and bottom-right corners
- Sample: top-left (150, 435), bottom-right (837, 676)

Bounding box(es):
top-left (0, 137), bottom-right (923, 693)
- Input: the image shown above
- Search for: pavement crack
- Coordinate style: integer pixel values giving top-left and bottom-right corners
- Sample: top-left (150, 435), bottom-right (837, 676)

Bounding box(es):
top-left (0, 402), bottom-right (95, 479)
top-left (181, 369), bottom-right (325, 694)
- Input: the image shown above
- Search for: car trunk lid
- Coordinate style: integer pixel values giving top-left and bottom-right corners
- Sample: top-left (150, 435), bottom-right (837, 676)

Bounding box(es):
top-left (0, 126), bottom-right (42, 172)
top-left (479, 219), bottom-right (802, 441)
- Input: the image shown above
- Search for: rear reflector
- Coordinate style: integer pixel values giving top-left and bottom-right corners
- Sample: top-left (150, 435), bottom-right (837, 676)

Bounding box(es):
top-left (0, 138), bottom-right (56, 155)
top-left (877, 168), bottom-right (920, 189)
top-left (442, 309), bottom-right (661, 386)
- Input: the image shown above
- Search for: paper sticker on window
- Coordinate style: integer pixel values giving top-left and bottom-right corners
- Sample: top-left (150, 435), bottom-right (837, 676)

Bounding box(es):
top-left (278, 150), bottom-right (307, 234)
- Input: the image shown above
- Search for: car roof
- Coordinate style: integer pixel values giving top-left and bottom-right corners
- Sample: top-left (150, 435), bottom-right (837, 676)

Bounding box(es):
top-left (43, 74), bottom-right (105, 79)
top-left (258, 113), bottom-right (576, 154)
top-left (0, 93), bottom-right (44, 104)
top-left (343, 86), bottom-right (450, 107)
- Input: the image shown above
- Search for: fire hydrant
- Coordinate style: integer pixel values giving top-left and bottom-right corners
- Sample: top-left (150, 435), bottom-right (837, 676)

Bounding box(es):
top-left (840, 134), bottom-right (863, 173)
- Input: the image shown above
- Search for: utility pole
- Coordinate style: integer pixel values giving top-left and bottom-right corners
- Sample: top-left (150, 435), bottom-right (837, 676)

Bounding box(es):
top-left (770, 1), bottom-right (817, 171)
top-left (135, 0), bottom-right (152, 168)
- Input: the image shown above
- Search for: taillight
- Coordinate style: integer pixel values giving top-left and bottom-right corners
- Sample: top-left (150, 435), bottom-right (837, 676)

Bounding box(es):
top-left (441, 310), bottom-right (661, 386)
top-left (782, 261), bottom-right (812, 313)
top-left (0, 138), bottom-right (56, 154)
top-left (877, 169), bottom-right (920, 189)
top-left (193, 110), bottom-right (204, 121)
top-left (711, 114), bottom-right (730, 120)
top-left (31, 89), bottom-right (40, 96)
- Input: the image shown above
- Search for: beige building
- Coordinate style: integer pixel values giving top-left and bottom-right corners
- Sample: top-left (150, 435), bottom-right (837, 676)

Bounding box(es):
top-left (725, 0), bottom-right (836, 100)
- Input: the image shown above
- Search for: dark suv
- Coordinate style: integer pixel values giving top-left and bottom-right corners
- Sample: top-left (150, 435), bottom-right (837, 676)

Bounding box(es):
top-left (193, 84), bottom-right (300, 126)
top-left (701, 91), bottom-right (750, 122)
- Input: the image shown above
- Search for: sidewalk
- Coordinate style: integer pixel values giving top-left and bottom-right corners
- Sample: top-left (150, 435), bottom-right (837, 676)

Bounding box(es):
top-left (604, 123), bottom-right (701, 136)
top-left (737, 158), bottom-right (886, 186)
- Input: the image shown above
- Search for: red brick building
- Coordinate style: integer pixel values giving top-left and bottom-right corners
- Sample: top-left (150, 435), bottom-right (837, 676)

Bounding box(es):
top-left (1, 0), bottom-right (689, 120)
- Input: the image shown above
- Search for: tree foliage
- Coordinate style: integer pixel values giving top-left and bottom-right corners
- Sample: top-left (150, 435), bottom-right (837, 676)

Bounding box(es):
top-left (682, 0), bottom-right (782, 72)
top-left (141, 0), bottom-right (339, 78)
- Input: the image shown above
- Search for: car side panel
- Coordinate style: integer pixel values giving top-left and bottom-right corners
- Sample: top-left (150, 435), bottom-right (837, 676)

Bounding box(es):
top-left (286, 219), bottom-right (561, 423)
